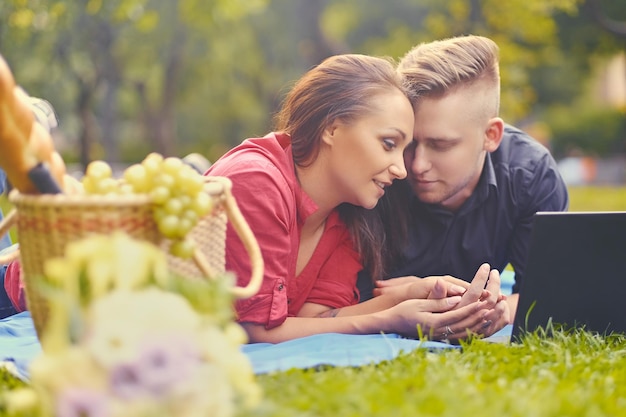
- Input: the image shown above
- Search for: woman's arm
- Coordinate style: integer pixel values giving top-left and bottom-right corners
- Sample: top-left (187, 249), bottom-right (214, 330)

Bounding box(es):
top-left (242, 296), bottom-right (490, 344)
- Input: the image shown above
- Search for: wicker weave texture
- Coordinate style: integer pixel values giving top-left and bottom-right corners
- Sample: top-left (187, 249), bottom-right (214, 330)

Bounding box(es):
top-left (9, 190), bottom-right (227, 340)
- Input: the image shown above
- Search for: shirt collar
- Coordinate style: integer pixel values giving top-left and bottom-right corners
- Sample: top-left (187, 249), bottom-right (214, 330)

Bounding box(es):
top-left (273, 132), bottom-right (319, 224)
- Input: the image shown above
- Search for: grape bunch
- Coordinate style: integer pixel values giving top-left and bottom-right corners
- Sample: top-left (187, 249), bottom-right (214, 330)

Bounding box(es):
top-left (81, 153), bottom-right (214, 258)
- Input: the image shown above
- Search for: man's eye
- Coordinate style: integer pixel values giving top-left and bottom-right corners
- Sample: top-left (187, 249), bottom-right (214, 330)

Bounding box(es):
top-left (430, 141), bottom-right (454, 151)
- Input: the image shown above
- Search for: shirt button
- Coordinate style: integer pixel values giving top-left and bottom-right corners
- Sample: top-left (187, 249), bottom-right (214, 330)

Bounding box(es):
top-left (278, 284), bottom-right (284, 291)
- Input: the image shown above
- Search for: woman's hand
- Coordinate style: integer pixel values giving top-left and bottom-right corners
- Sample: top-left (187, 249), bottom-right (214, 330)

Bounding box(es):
top-left (383, 296), bottom-right (490, 341)
top-left (375, 264), bottom-right (511, 340)
top-left (373, 274), bottom-right (469, 302)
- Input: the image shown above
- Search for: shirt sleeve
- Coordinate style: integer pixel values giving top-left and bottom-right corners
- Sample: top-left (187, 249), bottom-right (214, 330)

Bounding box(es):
top-left (4, 260), bottom-right (27, 312)
top-left (210, 159), bottom-right (295, 329)
top-left (509, 151), bottom-right (569, 292)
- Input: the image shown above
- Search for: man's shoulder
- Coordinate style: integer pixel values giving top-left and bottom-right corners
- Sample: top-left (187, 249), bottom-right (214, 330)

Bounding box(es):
top-left (494, 124), bottom-right (555, 168)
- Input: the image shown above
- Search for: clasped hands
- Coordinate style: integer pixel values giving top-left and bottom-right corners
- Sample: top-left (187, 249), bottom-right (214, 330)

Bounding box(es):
top-left (374, 263), bottom-right (510, 341)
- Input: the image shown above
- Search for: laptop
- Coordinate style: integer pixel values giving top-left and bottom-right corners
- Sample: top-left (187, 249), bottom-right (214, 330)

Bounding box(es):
top-left (511, 211), bottom-right (626, 342)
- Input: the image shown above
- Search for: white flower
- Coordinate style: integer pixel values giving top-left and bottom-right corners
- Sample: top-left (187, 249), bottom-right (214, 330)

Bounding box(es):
top-left (85, 288), bottom-right (201, 369)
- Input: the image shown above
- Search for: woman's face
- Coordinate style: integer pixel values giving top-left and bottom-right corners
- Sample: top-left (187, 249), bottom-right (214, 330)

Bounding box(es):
top-left (323, 89), bottom-right (414, 209)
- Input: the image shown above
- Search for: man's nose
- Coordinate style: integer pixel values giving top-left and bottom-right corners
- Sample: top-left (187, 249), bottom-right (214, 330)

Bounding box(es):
top-left (409, 145), bottom-right (431, 174)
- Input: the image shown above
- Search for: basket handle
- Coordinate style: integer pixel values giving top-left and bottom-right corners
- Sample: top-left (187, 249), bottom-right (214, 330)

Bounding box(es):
top-left (191, 177), bottom-right (264, 299)
top-left (0, 208), bottom-right (19, 265)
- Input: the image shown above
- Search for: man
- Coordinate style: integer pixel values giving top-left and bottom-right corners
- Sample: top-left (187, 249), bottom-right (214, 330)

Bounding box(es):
top-left (359, 35), bottom-right (568, 327)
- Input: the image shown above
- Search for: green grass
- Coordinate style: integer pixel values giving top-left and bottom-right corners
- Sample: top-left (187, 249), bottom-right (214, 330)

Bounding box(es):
top-left (0, 194), bottom-right (16, 243)
top-left (238, 330), bottom-right (626, 417)
top-left (2, 329), bottom-right (625, 417)
top-left (568, 186), bottom-right (626, 211)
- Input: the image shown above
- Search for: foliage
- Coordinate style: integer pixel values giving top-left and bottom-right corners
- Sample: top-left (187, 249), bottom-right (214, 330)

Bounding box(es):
top-left (547, 105), bottom-right (626, 158)
top-left (319, 0), bottom-right (583, 122)
top-left (0, 0), bottom-right (271, 166)
top-left (1, 0), bottom-right (624, 168)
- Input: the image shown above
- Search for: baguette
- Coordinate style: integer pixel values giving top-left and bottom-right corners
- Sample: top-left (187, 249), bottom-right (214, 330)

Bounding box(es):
top-left (0, 54), bottom-right (66, 194)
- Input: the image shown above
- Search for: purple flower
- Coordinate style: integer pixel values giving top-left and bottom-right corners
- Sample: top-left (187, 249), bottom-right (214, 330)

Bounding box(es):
top-left (56, 388), bottom-right (109, 417)
top-left (137, 334), bottom-right (201, 395)
top-left (109, 361), bottom-right (147, 400)
top-left (108, 334), bottom-right (202, 400)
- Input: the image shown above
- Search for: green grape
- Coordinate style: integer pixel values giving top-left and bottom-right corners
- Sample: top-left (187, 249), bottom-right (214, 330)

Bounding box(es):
top-left (123, 164), bottom-right (150, 193)
top-left (142, 153), bottom-right (163, 175)
top-left (182, 209), bottom-right (198, 225)
top-left (178, 194), bottom-right (192, 208)
top-left (153, 207), bottom-right (167, 223)
top-left (150, 186), bottom-right (171, 204)
top-left (81, 176), bottom-right (99, 194)
top-left (176, 168), bottom-right (204, 195)
top-left (191, 192), bottom-right (213, 216)
top-left (178, 217), bottom-right (195, 236)
top-left (154, 173), bottom-right (175, 189)
top-left (86, 160), bottom-right (112, 180)
top-left (162, 157), bottom-right (184, 175)
top-left (80, 153), bottom-right (215, 259)
top-left (157, 215), bottom-right (180, 239)
top-left (164, 198), bottom-right (183, 215)
top-left (119, 184), bottom-right (135, 195)
top-left (99, 177), bottom-right (119, 195)
top-left (169, 238), bottom-right (195, 259)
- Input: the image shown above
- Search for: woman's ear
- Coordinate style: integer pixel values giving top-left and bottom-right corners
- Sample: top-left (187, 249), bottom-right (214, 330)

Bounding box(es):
top-left (484, 117), bottom-right (504, 152)
top-left (321, 121), bottom-right (339, 146)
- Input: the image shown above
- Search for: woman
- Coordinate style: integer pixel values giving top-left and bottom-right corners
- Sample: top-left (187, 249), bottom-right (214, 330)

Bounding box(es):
top-left (206, 54), bottom-right (500, 344)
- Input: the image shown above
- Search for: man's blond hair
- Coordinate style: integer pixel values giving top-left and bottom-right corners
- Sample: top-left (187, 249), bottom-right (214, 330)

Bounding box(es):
top-left (398, 35), bottom-right (500, 118)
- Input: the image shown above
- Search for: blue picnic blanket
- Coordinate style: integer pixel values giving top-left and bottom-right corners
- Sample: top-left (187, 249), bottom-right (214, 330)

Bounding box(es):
top-left (0, 271), bottom-right (515, 379)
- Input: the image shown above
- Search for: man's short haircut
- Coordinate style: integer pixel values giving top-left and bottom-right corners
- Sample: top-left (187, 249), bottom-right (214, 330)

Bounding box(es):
top-left (398, 35), bottom-right (500, 117)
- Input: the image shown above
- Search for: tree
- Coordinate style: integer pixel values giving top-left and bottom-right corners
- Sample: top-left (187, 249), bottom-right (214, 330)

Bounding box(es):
top-left (318, 0), bottom-right (583, 123)
top-left (0, 0), bottom-right (270, 168)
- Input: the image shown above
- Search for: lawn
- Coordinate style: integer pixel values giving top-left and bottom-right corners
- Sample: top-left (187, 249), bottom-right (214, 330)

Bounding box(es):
top-left (1, 186), bottom-right (626, 417)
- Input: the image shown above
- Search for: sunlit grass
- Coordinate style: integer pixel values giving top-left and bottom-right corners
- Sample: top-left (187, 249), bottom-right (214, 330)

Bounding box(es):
top-left (0, 194), bottom-right (16, 243)
top-left (239, 329), bottom-right (626, 417)
top-left (568, 186), bottom-right (626, 211)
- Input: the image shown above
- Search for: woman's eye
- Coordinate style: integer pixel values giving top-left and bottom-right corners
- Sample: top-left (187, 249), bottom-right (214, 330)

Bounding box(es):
top-left (383, 138), bottom-right (396, 150)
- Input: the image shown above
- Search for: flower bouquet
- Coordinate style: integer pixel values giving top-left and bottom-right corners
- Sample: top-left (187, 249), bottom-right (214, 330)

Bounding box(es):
top-left (2, 232), bottom-right (261, 417)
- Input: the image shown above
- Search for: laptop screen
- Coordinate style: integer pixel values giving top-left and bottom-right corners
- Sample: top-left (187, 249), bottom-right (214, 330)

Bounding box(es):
top-left (511, 211), bottom-right (626, 341)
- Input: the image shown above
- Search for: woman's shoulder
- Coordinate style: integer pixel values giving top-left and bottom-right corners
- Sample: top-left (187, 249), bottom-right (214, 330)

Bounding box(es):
top-left (208, 133), bottom-right (292, 176)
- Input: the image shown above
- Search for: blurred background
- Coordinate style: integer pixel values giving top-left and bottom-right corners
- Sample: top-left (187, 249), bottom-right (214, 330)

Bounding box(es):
top-left (1, 0), bottom-right (625, 190)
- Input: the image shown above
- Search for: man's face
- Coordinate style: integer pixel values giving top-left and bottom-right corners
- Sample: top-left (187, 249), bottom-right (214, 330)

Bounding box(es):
top-left (404, 85), bottom-right (497, 212)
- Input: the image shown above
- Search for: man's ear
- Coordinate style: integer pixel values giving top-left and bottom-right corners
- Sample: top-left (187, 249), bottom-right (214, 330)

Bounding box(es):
top-left (484, 117), bottom-right (504, 152)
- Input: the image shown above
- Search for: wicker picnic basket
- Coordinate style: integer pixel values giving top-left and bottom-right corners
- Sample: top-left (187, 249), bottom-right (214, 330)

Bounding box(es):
top-left (0, 176), bottom-right (263, 340)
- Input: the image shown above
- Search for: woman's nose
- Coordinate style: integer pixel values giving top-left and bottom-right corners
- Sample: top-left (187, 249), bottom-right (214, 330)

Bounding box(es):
top-left (390, 153), bottom-right (407, 180)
